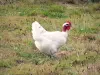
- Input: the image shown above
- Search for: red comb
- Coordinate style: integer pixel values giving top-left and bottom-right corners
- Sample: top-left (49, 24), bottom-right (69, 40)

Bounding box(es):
top-left (66, 21), bottom-right (71, 26)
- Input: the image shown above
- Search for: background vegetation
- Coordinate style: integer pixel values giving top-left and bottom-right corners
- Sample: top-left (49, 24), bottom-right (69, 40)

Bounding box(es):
top-left (0, 0), bottom-right (100, 75)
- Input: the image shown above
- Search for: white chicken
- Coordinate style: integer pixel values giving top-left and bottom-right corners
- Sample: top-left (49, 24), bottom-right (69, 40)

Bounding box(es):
top-left (32, 21), bottom-right (71, 57)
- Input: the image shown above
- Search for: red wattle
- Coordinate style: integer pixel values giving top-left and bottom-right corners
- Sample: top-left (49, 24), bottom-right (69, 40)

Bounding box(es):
top-left (66, 26), bottom-right (70, 30)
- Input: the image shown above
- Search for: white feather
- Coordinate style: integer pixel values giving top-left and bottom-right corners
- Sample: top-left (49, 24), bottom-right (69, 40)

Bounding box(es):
top-left (32, 21), bottom-right (68, 55)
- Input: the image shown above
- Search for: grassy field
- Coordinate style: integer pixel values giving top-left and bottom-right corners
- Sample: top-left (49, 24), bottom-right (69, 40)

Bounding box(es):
top-left (0, 0), bottom-right (100, 75)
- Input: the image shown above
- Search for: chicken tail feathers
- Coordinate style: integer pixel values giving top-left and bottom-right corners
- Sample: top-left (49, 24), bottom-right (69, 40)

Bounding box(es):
top-left (32, 21), bottom-right (46, 41)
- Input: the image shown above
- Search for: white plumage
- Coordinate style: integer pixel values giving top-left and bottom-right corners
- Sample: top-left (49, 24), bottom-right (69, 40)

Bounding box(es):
top-left (32, 21), bottom-right (71, 56)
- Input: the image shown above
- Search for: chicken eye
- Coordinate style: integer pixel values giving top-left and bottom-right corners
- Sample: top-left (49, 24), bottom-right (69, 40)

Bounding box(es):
top-left (66, 24), bottom-right (69, 25)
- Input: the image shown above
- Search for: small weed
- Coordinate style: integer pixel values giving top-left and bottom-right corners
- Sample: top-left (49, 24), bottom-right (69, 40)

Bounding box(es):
top-left (42, 11), bottom-right (66, 18)
top-left (75, 25), bottom-right (99, 34)
top-left (17, 52), bottom-right (32, 59)
top-left (49, 5), bottom-right (65, 13)
top-left (28, 10), bottom-right (38, 16)
top-left (0, 60), bottom-right (16, 68)
top-left (45, 5), bottom-right (66, 18)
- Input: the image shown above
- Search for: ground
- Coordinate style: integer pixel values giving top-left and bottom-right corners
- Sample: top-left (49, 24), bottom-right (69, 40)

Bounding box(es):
top-left (0, 1), bottom-right (100, 75)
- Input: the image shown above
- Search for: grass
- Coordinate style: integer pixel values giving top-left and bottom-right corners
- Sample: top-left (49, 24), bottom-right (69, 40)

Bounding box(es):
top-left (0, 0), bottom-right (100, 75)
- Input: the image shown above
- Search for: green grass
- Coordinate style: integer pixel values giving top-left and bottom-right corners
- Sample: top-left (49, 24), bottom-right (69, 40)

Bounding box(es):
top-left (0, 1), bottom-right (100, 75)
